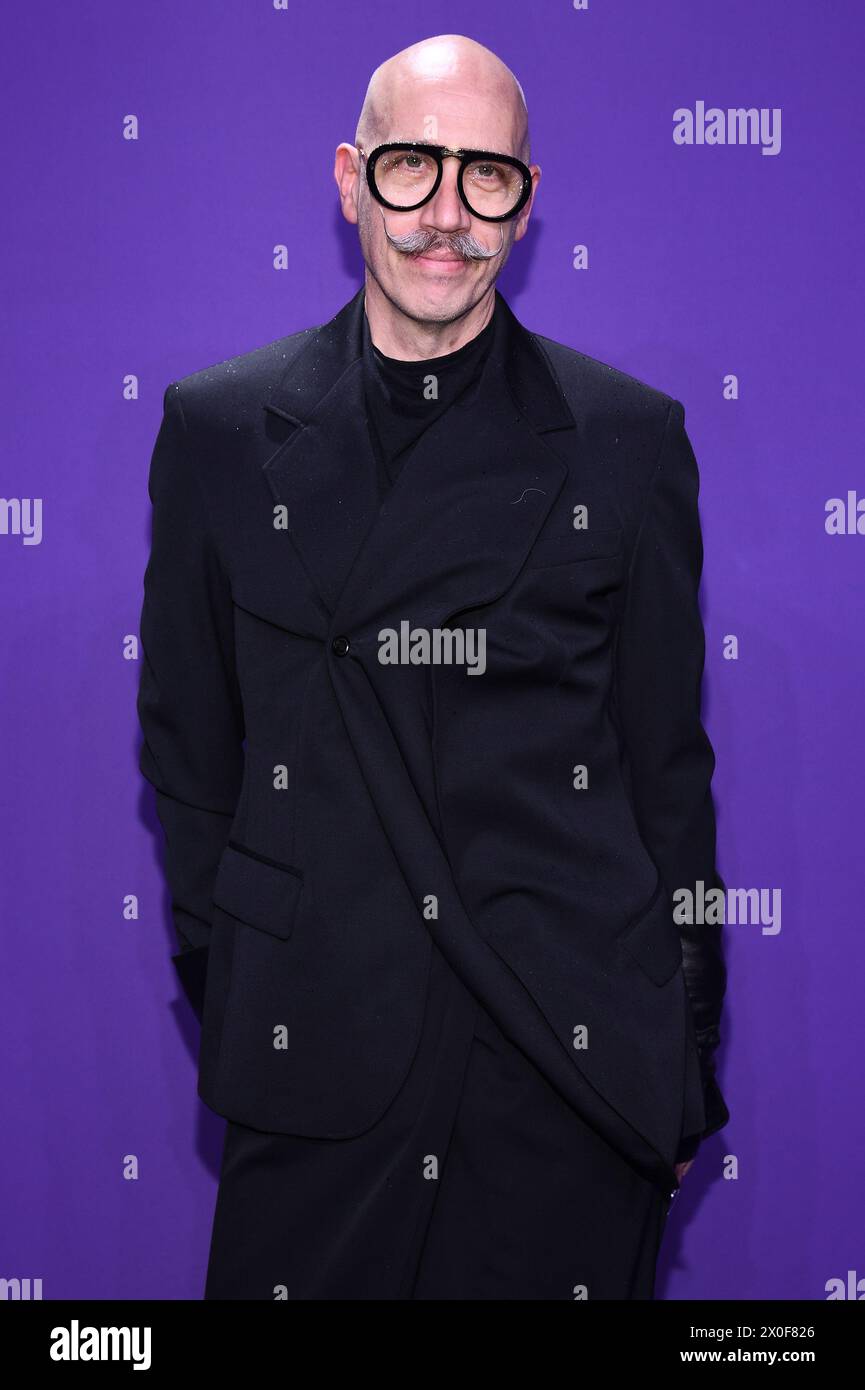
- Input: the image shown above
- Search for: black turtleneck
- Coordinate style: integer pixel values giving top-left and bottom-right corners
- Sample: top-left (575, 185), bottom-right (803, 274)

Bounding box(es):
top-left (362, 310), bottom-right (495, 489)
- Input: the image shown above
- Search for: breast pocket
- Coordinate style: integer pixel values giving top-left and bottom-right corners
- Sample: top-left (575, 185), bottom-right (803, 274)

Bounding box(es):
top-left (528, 526), bottom-right (623, 569)
top-left (212, 840), bottom-right (303, 941)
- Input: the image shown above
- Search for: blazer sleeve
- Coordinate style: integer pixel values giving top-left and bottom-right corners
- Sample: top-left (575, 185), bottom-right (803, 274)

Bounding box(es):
top-left (612, 398), bottom-right (730, 1149)
top-left (137, 382), bottom-right (245, 1016)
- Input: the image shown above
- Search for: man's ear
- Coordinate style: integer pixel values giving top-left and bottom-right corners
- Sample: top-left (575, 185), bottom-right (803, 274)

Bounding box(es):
top-left (513, 164), bottom-right (541, 244)
top-left (334, 144), bottom-right (360, 226)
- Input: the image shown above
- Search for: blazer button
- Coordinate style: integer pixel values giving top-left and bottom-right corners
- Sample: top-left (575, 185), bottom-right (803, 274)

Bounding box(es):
top-left (331, 635), bottom-right (350, 657)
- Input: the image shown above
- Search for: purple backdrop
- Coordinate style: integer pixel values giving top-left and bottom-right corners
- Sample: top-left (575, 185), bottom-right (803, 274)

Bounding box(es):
top-left (2, 0), bottom-right (862, 1301)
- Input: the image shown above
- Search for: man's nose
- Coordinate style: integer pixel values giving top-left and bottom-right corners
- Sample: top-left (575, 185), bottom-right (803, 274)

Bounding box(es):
top-left (421, 160), bottom-right (471, 232)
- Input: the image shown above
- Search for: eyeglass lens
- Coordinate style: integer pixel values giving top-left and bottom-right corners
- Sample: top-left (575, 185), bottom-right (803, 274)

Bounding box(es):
top-left (373, 149), bottom-right (524, 217)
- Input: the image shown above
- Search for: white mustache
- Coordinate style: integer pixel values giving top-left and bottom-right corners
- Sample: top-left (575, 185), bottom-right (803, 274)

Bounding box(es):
top-left (380, 210), bottom-right (505, 261)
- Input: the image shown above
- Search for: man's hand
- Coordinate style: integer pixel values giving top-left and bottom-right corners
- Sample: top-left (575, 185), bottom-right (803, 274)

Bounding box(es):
top-left (674, 1158), bottom-right (695, 1184)
top-left (666, 1158), bottom-right (695, 1214)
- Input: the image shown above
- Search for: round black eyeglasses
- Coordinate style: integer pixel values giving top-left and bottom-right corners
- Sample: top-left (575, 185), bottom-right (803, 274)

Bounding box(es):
top-left (359, 142), bottom-right (533, 224)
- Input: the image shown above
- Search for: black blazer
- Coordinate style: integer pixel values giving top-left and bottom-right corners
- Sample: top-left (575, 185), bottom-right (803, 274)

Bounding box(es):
top-left (137, 286), bottom-right (729, 1192)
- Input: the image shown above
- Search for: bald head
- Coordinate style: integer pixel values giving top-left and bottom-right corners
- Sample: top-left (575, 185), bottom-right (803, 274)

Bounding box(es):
top-left (355, 34), bottom-right (530, 162)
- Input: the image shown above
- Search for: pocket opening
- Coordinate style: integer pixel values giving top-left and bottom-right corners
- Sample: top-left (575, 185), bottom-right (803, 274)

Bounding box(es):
top-left (212, 841), bottom-right (303, 941)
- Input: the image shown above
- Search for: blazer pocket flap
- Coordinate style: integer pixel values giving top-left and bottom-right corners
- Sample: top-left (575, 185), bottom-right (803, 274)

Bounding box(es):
top-left (528, 526), bottom-right (623, 568)
top-left (618, 880), bottom-right (682, 986)
top-left (212, 841), bottom-right (303, 940)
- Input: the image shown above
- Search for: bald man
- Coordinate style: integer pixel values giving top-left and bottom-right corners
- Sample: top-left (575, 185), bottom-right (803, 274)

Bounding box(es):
top-left (137, 34), bottom-right (729, 1300)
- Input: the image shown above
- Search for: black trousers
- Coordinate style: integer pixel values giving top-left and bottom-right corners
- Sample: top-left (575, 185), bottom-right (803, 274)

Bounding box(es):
top-left (203, 943), bottom-right (668, 1301)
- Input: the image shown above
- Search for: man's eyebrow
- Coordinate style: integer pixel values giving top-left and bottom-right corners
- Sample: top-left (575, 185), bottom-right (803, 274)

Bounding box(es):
top-left (381, 137), bottom-right (511, 153)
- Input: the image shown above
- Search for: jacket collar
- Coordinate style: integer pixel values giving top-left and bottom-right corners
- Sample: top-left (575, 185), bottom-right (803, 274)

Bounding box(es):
top-left (264, 284), bottom-right (574, 436)
top-left (261, 284), bottom-right (576, 633)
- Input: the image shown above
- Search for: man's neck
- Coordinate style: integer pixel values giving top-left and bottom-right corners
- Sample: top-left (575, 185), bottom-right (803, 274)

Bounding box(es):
top-left (363, 274), bottom-right (496, 361)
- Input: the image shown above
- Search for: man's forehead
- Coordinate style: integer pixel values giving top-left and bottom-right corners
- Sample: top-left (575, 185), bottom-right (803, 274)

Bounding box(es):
top-left (377, 130), bottom-right (521, 153)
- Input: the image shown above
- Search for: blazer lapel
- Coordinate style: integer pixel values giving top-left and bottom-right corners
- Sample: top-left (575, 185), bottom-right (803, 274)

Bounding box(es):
top-left (261, 284), bottom-right (576, 635)
top-left (262, 289), bottom-right (379, 616)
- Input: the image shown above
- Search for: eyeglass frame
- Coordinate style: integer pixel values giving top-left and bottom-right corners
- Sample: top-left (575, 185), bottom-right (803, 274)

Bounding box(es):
top-left (357, 141), bottom-right (533, 224)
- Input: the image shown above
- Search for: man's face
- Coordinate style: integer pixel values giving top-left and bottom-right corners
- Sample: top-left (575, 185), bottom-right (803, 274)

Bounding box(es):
top-left (338, 84), bottom-right (539, 328)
